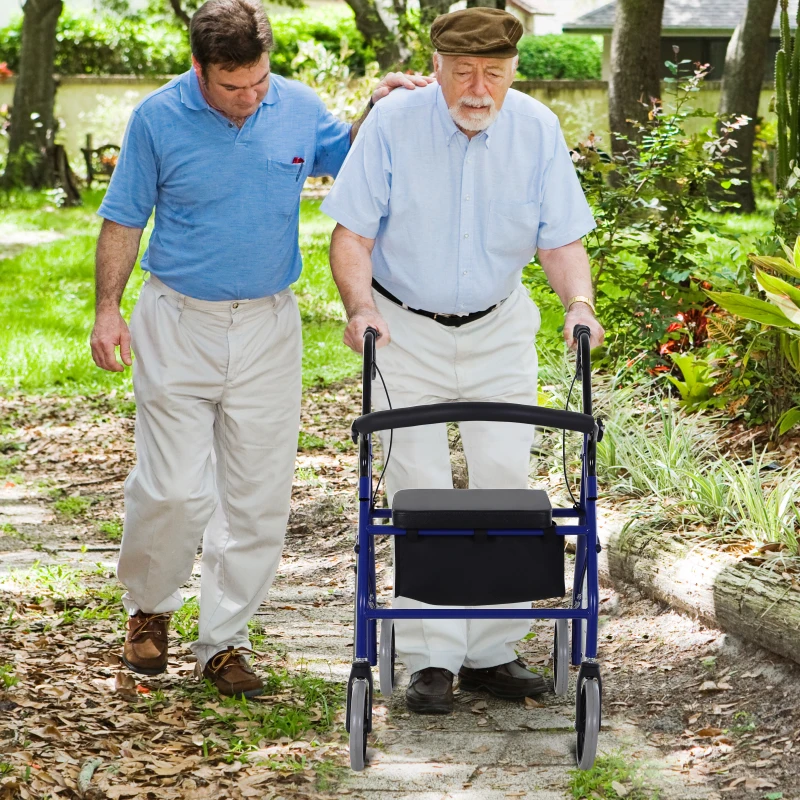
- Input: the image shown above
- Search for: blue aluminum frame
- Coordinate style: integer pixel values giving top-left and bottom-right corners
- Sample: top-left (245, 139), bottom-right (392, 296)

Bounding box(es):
top-left (352, 433), bottom-right (600, 670)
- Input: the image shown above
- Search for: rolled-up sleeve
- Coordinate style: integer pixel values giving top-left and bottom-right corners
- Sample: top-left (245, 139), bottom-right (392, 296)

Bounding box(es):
top-left (312, 102), bottom-right (352, 178)
top-left (97, 109), bottom-right (158, 229)
top-left (536, 127), bottom-right (595, 250)
top-left (320, 112), bottom-right (391, 240)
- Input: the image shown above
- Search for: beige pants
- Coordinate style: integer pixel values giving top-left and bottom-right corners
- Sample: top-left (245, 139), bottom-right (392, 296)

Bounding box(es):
top-left (118, 276), bottom-right (302, 669)
top-left (372, 284), bottom-right (541, 676)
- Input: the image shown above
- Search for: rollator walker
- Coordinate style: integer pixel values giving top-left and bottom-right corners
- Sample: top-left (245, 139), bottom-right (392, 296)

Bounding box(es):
top-left (346, 324), bottom-right (604, 771)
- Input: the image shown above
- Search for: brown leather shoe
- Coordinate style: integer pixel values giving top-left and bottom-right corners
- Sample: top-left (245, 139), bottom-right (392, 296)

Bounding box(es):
top-left (458, 657), bottom-right (548, 699)
top-left (202, 647), bottom-right (264, 699)
top-left (405, 667), bottom-right (454, 714)
top-left (122, 611), bottom-right (171, 675)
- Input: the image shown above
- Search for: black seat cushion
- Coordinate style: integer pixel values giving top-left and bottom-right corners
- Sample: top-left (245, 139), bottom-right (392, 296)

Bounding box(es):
top-left (392, 488), bottom-right (552, 530)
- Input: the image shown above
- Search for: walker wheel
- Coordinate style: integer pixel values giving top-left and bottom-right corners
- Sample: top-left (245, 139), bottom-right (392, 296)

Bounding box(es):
top-left (553, 619), bottom-right (569, 697)
top-left (575, 676), bottom-right (600, 770)
top-left (348, 678), bottom-right (370, 771)
top-left (379, 619), bottom-right (396, 696)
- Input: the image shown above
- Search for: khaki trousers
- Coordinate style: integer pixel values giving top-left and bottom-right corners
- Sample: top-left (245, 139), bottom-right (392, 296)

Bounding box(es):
top-left (118, 276), bottom-right (302, 668)
top-left (372, 284), bottom-right (541, 676)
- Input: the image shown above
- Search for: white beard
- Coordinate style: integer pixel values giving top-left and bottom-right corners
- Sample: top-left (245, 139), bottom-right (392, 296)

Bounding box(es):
top-left (448, 95), bottom-right (499, 132)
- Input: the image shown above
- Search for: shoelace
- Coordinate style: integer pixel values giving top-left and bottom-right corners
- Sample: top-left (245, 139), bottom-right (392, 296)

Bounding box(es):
top-left (129, 613), bottom-right (171, 642)
top-left (208, 646), bottom-right (256, 674)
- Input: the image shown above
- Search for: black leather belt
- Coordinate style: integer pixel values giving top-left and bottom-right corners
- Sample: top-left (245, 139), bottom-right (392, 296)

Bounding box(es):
top-left (372, 279), bottom-right (502, 328)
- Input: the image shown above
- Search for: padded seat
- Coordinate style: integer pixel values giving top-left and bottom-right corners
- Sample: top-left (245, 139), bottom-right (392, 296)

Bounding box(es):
top-left (391, 488), bottom-right (552, 530)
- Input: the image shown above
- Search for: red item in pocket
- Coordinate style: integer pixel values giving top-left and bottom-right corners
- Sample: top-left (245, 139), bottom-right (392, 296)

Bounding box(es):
top-left (292, 156), bottom-right (304, 164)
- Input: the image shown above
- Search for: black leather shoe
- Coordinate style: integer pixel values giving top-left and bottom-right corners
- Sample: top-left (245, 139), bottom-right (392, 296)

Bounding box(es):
top-left (405, 667), bottom-right (455, 714)
top-left (458, 658), bottom-right (547, 699)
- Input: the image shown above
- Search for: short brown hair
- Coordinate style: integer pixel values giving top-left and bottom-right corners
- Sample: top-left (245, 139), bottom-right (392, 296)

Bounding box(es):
top-left (190, 0), bottom-right (273, 74)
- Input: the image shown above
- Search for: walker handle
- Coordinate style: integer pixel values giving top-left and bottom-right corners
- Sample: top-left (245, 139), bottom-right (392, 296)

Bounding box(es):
top-left (572, 324), bottom-right (592, 417)
top-left (362, 327), bottom-right (378, 416)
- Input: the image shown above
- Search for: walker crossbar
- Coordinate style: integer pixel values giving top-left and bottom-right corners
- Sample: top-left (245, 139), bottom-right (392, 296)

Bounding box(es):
top-left (364, 525), bottom-right (592, 536)
top-left (352, 401), bottom-right (596, 441)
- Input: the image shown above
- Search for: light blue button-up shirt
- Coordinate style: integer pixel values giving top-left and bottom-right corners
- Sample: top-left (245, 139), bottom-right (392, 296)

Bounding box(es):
top-left (99, 69), bottom-right (351, 301)
top-left (321, 82), bottom-right (595, 314)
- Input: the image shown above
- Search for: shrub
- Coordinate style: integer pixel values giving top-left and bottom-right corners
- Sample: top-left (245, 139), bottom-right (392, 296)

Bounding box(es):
top-left (568, 60), bottom-right (746, 367)
top-left (0, 7), bottom-right (373, 78)
top-left (0, 11), bottom-right (191, 76)
top-left (516, 34), bottom-right (602, 81)
top-left (270, 8), bottom-right (374, 77)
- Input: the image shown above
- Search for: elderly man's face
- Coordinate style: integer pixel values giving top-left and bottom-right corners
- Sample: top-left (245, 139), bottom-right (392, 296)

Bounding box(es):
top-left (192, 53), bottom-right (271, 119)
top-left (434, 53), bottom-right (516, 133)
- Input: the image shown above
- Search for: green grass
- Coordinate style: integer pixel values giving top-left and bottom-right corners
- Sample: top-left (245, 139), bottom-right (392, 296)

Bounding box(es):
top-left (172, 595), bottom-right (200, 643)
top-left (0, 664), bottom-right (19, 689)
top-left (97, 519), bottom-right (123, 540)
top-left (0, 192), bottom-right (357, 395)
top-left (569, 753), bottom-right (659, 800)
top-left (53, 495), bottom-right (93, 518)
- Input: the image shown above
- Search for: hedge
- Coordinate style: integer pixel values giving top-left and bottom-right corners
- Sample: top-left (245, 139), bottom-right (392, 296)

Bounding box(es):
top-left (0, 7), bottom-right (371, 78)
top-left (516, 34), bottom-right (602, 81)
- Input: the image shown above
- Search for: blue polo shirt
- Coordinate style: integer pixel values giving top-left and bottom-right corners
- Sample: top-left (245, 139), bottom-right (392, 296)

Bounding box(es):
top-left (99, 69), bottom-right (351, 301)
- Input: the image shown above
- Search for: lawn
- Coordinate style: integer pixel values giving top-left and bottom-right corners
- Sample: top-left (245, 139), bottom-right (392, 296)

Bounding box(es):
top-left (0, 189), bottom-right (775, 397)
top-left (0, 192), bottom-right (359, 395)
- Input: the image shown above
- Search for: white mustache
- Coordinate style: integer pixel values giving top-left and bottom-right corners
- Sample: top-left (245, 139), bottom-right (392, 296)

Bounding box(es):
top-left (458, 95), bottom-right (494, 110)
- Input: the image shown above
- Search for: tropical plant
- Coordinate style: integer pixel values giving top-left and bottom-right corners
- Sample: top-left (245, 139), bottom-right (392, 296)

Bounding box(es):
top-left (708, 236), bottom-right (800, 432)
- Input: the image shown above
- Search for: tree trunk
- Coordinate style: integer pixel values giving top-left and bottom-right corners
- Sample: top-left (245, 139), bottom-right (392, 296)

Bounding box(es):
top-left (466, 0), bottom-right (505, 9)
top-left (420, 0), bottom-right (453, 27)
top-left (608, 0), bottom-right (665, 156)
top-left (1, 0), bottom-right (63, 190)
top-left (597, 517), bottom-right (800, 667)
top-left (718, 0), bottom-right (779, 214)
top-left (342, 0), bottom-right (402, 69)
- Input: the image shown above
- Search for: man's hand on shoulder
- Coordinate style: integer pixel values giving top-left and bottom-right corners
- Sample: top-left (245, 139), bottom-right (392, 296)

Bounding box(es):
top-left (91, 308), bottom-right (133, 372)
top-left (370, 72), bottom-right (435, 106)
top-left (344, 307), bottom-right (391, 354)
top-left (564, 305), bottom-right (604, 352)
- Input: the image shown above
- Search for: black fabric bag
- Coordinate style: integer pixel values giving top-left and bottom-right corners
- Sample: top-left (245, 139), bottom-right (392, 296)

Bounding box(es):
top-left (392, 489), bottom-right (566, 606)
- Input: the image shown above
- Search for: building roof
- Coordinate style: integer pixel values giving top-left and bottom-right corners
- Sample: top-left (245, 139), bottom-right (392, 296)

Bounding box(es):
top-left (507, 0), bottom-right (553, 15)
top-left (563, 0), bottom-right (798, 36)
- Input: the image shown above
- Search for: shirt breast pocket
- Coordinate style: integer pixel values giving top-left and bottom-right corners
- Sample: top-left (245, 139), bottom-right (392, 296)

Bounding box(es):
top-left (487, 200), bottom-right (539, 263)
top-left (267, 158), bottom-right (304, 218)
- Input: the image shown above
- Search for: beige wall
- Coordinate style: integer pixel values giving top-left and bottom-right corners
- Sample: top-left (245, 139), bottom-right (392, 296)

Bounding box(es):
top-left (0, 75), bottom-right (777, 174)
top-left (0, 76), bottom-right (169, 177)
top-left (514, 79), bottom-right (776, 148)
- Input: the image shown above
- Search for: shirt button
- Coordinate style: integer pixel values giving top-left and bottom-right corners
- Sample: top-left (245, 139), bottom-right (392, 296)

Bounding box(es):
top-left (465, 195), bottom-right (470, 201)
top-left (464, 233), bottom-right (469, 239)
top-left (463, 271), bottom-right (468, 275)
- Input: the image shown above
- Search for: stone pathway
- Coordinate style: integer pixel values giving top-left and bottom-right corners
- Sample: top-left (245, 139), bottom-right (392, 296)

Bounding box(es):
top-left (257, 533), bottom-right (717, 800)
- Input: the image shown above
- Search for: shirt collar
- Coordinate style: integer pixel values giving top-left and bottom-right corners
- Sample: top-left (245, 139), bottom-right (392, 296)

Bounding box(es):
top-left (179, 68), bottom-right (279, 112)
top-left (435, 84), bottom-right (493, 149)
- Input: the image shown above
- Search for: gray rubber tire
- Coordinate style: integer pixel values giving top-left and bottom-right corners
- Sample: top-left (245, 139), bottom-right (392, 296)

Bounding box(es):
top-left (379, 619), bottom-right (395, 697)
top-left (349, 678), bottom-right (369, 771)
top-left (576, 677), bottom-right (600, 770)
top-left (553, 619), bottom-right (569, 697)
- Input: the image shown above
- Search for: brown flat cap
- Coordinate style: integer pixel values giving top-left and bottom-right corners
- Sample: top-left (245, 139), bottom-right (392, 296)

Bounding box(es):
top-left (430, 8), bottom-right (523, 59)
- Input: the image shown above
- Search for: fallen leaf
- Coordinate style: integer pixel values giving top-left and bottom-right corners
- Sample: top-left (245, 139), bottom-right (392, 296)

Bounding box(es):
top-left (114, 672), bottom-right (136, 692)
top-left (695, 727), bottom-right (723, 738)
top-left (611, 781), bottom-right (629, 798)
top-left (524, 697), bottom-right (542, 709)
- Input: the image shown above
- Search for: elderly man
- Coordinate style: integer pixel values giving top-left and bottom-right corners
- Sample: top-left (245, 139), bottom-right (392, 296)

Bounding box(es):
top-left (90, 0), bottom-right (429, 698)
top-left (322, 8), bottom-right (604, 714)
